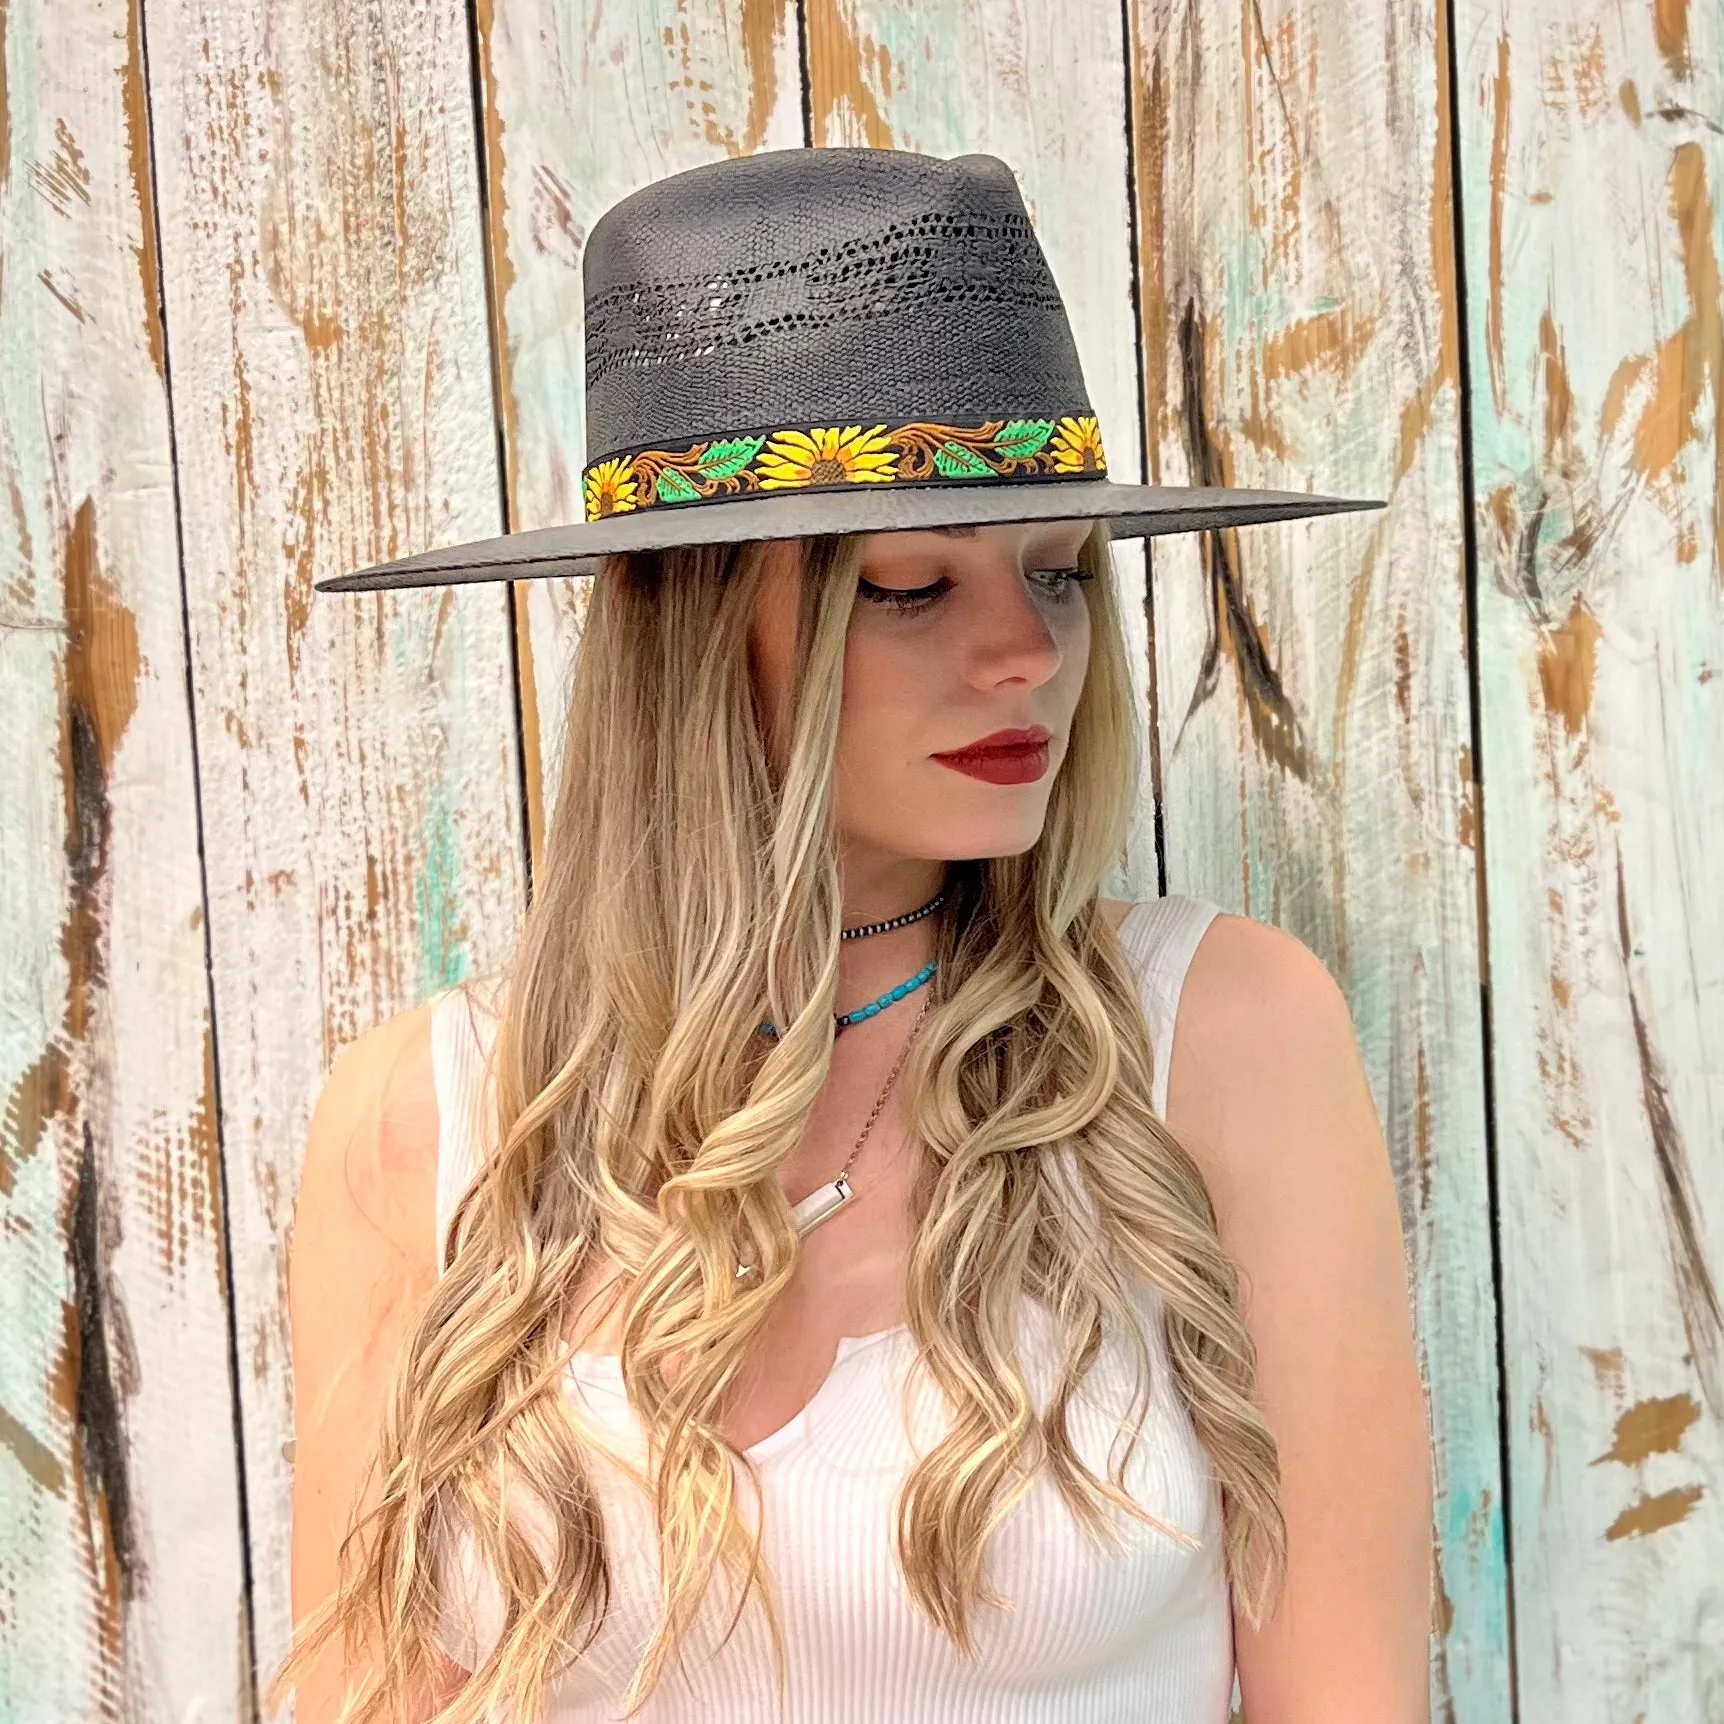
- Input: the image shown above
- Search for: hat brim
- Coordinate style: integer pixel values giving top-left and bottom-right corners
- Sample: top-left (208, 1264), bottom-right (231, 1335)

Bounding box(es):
top-left (315, 478), bottom-right (1383, 593)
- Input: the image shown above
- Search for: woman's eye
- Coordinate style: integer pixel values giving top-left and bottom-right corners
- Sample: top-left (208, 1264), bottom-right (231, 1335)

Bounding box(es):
top-left (856, 566), bottom-right (1093, 613)
top-left (1030, 566), bottom-right (1094, 597)
top-left (856, 576), bottom-right (952, 611)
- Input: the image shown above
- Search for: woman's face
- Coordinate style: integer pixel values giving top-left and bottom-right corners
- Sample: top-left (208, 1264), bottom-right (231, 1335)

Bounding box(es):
top-left (748, 519), bottom-right (1096, 877)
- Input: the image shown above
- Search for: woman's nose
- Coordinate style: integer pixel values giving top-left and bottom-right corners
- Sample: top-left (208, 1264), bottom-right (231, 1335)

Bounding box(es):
top-left (957, 567), bottom-right (1065, 688)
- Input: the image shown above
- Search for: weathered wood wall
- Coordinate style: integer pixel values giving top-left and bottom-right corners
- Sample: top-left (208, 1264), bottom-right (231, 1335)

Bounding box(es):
top-left (1, 1), bottom-right (1716, 1721)
top-left (0, 2), bottom-right (249, 1716)
top-left (1456, 2), bottom-right (1724, 1718)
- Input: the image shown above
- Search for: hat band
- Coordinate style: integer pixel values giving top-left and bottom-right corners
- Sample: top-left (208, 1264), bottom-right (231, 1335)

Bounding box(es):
top-left (581, 413), bottom-right (1107, 522)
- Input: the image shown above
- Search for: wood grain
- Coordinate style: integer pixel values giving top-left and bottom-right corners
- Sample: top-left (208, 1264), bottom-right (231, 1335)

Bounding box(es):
top-left (473, 0), bottom-right (803, 862)
top-left (140, 0), bottom-right (526, 1699)
top-left (1456, 2), bottom-right (1724, 1716)
top-left (0, 1), bottom-right (249, 1717)
top-left (5, 0), bottom-right (1715, 1713)
top-left (1125, 0), bottom-right (1506, 1717)
top-left (806, 0), bottom-right (1160, 900)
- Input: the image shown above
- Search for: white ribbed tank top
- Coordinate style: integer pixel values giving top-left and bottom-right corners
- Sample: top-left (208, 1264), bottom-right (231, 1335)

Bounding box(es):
top-left (430, 895), bottom-right (1240, 1721)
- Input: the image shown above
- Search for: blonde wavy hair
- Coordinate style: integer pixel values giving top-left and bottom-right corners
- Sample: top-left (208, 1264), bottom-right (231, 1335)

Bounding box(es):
top-left (275, 522), bottom-right (1286, 1722)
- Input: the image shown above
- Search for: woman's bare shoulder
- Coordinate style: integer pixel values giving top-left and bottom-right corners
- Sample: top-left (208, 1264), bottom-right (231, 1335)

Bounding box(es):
top-left (288, 1001), bottom-right (451, 1715)
top-left (1171, 908), bottom-right (1347, 1056)
top-left (1163, 909), bottom-right (1363, 1187)
top-left (291, 999), bottom-right (442, 1311)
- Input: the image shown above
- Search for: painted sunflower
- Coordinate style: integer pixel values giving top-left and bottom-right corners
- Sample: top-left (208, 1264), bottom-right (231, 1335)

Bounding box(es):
top-left (1049, 415), bottom-right (1107, 474)
top-left (583, 457), bottom-right (639, 520)
top-left (756, 424), bottom-right (898, 489)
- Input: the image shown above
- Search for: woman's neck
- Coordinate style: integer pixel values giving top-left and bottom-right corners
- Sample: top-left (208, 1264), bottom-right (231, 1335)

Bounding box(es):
top-left (834, 858), bottom-right (950, 1007)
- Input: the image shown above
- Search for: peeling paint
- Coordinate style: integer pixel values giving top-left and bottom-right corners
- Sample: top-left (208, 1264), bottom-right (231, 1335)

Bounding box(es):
top-left (0, 1398), bottom-right (66, 1495)
top-left (120, 0), bottom-right (164, 381)
top-left (139, 1032), bottom-right (219, 1278)
top-left (1652, 0), bottom-right (1691, 79)
top-left (1485, 32), bottom-right (1510, 416)
top-left (1580, 1344), bottom-right (1627, 1395)
top-left (28, 113), bottom-right (91, 214)
top-left (1, 1040), bottom-right (68, 1199)
top-left (1593, 1392), bottom-right (1703, 1467)
top-left (1457, 745), bottom-right (1477, 851)
top-left (34, 492), bottom-right (147, 1693)
top-left (1567, 22), bottom-right (1610, 122)
top-left (1535, 594), bottom-right (1600, 737)
top-left (1598, 352), bottom-right (1651, 439)
top-left (1616, 852), bottom-right (1724, 1418)
top-left (1603, 1482), bottom-right (1704, 1541)
top-left (1171, 299), bottom-right (1310, 781)
top-left (1129, 30), bottom-right (1171, 470)
top-left (1257, 300), bottom-right (1380, 387)
top-left (66, 1124), bottom-right (141, 1603)
top-left (1628, 145), bottom-right (1721, 554)
top-left (807, 0), bottom-right (896, 148)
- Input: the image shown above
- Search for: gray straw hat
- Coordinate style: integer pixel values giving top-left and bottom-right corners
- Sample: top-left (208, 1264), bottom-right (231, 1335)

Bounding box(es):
top-left (317, 147), bottom-right (1380, 594)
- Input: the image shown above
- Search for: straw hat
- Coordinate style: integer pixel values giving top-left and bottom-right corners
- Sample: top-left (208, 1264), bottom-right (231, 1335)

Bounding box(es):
top-left (317, 147), bottom-right (1377, 594)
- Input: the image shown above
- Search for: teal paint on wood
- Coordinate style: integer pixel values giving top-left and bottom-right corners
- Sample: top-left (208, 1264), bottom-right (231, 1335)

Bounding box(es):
top-left (416, 789), bottom-right (472, 997)
top-left (141, 0), bottom-right (530, 1700)
top-left (1126, 0), bottom-right (1509, 1719)
top-left (1454, 3), bottom-right (1724, 1717)
top-left (0, 1), bottom-right (249, 1716)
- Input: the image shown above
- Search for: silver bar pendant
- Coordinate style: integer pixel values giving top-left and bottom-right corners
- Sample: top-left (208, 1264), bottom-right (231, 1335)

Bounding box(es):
top-left (735, 1172), bottom-right (854, 1279)
top-left (789, 1171), bottom-right (853, 1236)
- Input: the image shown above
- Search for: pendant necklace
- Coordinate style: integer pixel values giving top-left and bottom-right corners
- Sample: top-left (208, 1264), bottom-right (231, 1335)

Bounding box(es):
top-left (735, 885), bottom-right (945, 1281)
top-left (736, 991), bottom-right (931, 1280)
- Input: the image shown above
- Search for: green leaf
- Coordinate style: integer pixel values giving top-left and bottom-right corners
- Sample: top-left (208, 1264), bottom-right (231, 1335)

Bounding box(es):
top-left (994, 418), bottom-right (1054, 458)
top-left (697, 436), bottom-right (767, 479)
top-left (933, 441), bottom-right (994, 479)
top-left (655, 468), bottom-right (702, 503)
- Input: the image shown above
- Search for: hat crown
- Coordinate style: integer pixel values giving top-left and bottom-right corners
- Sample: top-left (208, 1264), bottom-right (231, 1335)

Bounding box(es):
top-left (580, 148), bottom-right (1095, 465)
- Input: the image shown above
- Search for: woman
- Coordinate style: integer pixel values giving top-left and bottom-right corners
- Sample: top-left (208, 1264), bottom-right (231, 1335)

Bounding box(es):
top-left (280, 148), bottom-right (1433, 1722)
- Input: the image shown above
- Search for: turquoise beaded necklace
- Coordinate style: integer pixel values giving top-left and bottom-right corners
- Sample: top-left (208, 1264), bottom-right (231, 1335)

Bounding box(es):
top-left (754, 959), bottom-right (937, 1040)
top-left (753, 887), bottom-right (945, 1040)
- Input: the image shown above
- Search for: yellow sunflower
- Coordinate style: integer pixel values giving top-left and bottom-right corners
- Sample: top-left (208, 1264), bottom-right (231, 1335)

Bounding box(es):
top-left (583, 457), bottom-right (639, 520)
top-left (756, 424), bottom-right (898, 489)
top-left (1049, 415), bottom-right (1107, 474)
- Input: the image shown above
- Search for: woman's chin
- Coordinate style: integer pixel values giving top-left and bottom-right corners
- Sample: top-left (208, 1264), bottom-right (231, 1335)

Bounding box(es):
top-left (883, 813), bottom-right (1051, 864)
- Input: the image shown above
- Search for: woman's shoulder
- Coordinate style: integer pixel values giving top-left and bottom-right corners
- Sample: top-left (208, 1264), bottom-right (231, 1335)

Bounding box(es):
top-left (1159, 902), bottom-right (1357, 1141)
top-left (292, 997), bottom-right (443, 1287)
top-left (1177, 905), bottom-right (1345, 1030)
top-left (1102, 893), bottom-right (1331, 996)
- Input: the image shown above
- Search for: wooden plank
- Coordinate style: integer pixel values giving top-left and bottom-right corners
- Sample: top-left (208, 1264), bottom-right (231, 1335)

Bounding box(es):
top-left (0, 2), bottom-right (249, 1718)
top-left (140, 0), bottom-right (527, 1700)
top-left (805, 0), bottom-right (1160, 899)
top-left (1124, 0), bottom-right (1505, 1717)
top-left (473, 0), bottom-right (803, 860)
top-left (1455, 3), bottom-right (1724, 1717)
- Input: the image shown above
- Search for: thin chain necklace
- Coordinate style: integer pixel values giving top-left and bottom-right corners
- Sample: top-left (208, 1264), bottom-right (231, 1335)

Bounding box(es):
top-left (735, 991), bottom-right (932, 1281)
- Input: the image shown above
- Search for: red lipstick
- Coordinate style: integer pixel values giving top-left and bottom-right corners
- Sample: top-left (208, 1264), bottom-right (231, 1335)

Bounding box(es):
top-left (931, 725), bottom-right (1052, 785)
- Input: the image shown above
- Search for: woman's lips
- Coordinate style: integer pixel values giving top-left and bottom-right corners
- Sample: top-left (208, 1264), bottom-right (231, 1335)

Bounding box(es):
top-left (931, 739), bottom-right (1051, 785)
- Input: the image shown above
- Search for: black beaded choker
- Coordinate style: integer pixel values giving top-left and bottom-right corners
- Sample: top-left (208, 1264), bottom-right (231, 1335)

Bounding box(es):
top-left (840, 887), bottom-right (948, 942)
